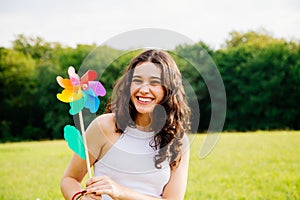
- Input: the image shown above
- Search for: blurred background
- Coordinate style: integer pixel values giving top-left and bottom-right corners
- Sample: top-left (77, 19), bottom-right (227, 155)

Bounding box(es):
top-left (0, 0), bottom-right (300, 141)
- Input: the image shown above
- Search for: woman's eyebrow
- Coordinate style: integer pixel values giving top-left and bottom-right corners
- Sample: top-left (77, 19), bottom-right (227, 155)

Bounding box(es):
top-left (150, 76), bottom-right (161, 80)
top-left (132, 75), bottom-right (142, 78)
top-left (132, 75), bottom-right (161, 79)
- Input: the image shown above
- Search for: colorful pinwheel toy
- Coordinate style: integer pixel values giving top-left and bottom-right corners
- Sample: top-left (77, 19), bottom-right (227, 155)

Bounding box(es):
top-left (56, 66), bottom-right (106, 178)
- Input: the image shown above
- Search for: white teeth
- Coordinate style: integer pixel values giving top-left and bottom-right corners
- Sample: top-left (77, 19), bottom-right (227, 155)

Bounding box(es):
top-left (138, 97), bottom-right (152, 102)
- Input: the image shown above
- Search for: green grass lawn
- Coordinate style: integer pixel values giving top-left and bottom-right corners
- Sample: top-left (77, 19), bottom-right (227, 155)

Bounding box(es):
top-left (0, 131), bottom-right (299, 200)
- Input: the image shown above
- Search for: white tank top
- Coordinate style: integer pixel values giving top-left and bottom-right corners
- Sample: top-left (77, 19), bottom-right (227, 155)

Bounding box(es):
top-left (94, 126), bottom-right (171, 200)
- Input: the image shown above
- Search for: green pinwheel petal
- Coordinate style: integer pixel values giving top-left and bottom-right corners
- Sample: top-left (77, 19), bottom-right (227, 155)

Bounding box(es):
top-left (63, 125), bottom-right (86, 159)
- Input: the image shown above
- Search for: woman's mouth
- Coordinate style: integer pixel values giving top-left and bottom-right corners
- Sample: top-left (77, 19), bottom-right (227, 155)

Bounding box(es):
top-left (136, 96), bottom-right (154, 104)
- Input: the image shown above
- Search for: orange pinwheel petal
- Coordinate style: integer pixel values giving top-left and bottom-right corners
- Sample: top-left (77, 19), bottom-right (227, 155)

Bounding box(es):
top-left (56, 76), bottom-right (73, 89)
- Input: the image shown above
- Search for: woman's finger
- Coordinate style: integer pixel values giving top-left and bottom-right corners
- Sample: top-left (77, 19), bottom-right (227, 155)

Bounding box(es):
top-left (86, 177), bottom-right (101, 187)
top-left (86, 175), bottom-right (109, 187)
top-left (85, 176), bottom-right (121, 198)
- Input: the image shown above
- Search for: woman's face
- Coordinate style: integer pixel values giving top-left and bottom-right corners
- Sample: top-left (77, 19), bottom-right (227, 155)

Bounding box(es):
top-left (130, 62), bottom-right (165, 116)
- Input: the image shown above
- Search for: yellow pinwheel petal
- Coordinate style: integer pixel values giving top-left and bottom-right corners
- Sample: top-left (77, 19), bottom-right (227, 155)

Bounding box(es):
top-left (57, 88), bottom-right (83, 103)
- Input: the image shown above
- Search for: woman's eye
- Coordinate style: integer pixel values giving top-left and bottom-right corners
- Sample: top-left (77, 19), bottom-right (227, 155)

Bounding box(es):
top-left (132, 79), bottom-right (142, 83)
top-left (150, 80), bottom-right (161, 85)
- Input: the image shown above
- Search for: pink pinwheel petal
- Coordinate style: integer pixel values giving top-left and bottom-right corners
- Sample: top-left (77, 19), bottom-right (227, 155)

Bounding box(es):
top-left (68, 66), bottom-right (80, 86)
top-left (56, 76), bottom-right (73, 89)
top-left (88, 81), bottom-right (106, 97)
top-left (80, 70), bottom-right (98, 85)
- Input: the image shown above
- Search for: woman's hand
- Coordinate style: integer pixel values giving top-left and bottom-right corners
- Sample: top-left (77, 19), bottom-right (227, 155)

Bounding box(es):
top-left (85, 176), bottom-right (124, 200)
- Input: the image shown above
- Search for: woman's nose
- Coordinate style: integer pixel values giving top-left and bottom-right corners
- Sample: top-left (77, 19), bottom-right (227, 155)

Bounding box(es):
top-left (140, 84), bottom-right (150, 93)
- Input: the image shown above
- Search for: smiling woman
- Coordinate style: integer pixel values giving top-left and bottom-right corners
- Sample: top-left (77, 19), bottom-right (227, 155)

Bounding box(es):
top-left (60, 49), bottom-right (191, 200)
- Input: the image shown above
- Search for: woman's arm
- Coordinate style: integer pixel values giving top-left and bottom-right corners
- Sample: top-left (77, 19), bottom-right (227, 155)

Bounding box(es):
top-left (161, 134), bottom-right (190, 200)
top-left (60, 114), bottom-right (114, 200)
top-left (61, 154), bottom-right (95, 200)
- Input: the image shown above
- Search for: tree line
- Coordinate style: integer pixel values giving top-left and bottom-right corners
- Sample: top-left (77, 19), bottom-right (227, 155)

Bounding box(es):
top-left (0, 30), bottom-right (299, 141)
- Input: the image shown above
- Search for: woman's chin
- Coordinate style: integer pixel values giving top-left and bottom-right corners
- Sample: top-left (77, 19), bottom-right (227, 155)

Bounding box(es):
top-left (135, 106), bottom-right (155, 115)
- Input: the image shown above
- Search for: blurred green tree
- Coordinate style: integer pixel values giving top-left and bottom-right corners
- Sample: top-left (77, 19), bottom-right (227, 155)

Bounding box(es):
top-left (215, 30), bottom-right (300, 130)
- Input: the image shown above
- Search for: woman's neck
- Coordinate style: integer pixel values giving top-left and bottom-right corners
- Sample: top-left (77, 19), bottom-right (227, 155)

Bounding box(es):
top-left (135, 113), bottom-right (152, 132)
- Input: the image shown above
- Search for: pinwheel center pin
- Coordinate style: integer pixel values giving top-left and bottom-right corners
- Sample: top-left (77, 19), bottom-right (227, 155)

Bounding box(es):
top-left (82, 83), bottom-right (88, 90)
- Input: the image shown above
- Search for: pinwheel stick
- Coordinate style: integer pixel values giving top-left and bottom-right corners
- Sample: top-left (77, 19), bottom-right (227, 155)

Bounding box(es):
top-left (79, 110), bottom-right (93, 178)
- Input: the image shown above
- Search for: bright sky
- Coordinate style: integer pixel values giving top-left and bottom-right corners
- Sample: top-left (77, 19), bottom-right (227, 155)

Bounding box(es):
top-left (0, 0), bottom-right (299, 49)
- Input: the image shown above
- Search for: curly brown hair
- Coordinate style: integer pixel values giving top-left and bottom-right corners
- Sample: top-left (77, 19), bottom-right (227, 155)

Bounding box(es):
top-left (105, 49), bottom-right (190, 168)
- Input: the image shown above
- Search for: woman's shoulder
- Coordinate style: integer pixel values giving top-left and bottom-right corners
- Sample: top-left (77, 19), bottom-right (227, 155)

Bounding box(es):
top-left (92, 113), bottom-right (116, 136)
top-left (86, 113), bottom-right (118, 160)
top-left (86, 113), bottom-right (115, 136)
top-left (95, 113), bottom-right (115, 126)
top-left (181, 133), bottom-right (190, 152)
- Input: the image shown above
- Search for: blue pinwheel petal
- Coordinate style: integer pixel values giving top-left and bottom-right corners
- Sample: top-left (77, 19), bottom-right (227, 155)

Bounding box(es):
top-left (84, 89), bottom-right (100, 113)
top-left (84, 88), bottom-right (97, 97)
top-left (69, 97), bottom-right (85, 115)
top-left (63, 125), bottom-right (86, 159)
